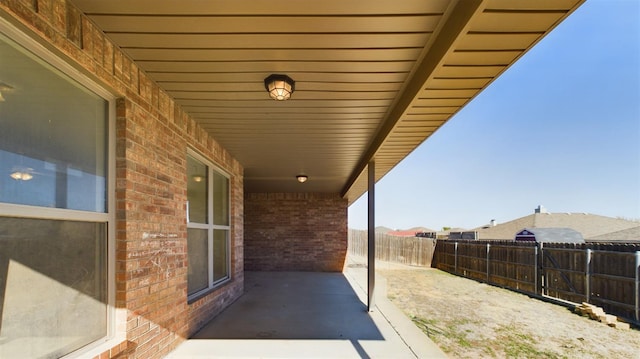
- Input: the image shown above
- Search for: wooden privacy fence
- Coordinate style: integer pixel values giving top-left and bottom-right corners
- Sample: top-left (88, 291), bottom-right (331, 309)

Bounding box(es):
top-left (433, 240), bottom-right (640, 324)
top-left (348, 229), bottom-right (436, 267)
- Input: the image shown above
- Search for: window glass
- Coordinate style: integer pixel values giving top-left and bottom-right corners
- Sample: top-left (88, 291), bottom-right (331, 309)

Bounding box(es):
top-left (213, 171), bottom-right (229, 226)
top-left (0, 217), bottom-right (107, 358)
top-left (213, 229), bottom-right (228, 282)
top-left (0, 34), bottom-right (107, 212)
top-left (187, 155), bottom-right (208, 224)
top-left (187, 228), bottom-right (209, 294)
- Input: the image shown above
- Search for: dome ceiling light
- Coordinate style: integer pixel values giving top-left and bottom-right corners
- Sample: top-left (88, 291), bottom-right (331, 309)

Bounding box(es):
top-left (264, 74), bottom-right (295, 101)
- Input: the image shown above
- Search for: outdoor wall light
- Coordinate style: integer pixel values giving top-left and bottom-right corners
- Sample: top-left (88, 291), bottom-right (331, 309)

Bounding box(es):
top-left (296, 175), bottom-right (308, 183)
top-left (264, 74), bottom-right (295, 101)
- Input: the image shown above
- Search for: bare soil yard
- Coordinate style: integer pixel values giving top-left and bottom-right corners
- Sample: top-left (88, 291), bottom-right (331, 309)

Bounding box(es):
top-left (378, 266), bottom-right (640, 359)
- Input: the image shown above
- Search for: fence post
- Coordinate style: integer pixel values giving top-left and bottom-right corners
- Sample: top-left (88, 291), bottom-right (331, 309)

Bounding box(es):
top-left (454, 242), bottom-right (458, 274)
top-left (539, 242), bottom-right (545, 295)
top-left (486, 242), bottom-right (491, 283)
top-left (585, 249), bottom-right (592, 304)
top-left (534, 245), bottom-right (539, 295)
top-left (635, 251), bottom-right (640, 322)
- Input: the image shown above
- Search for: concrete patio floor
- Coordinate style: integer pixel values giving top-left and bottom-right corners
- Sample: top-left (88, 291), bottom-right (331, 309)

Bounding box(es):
top-left (167, 266), bottom-right (447, 358)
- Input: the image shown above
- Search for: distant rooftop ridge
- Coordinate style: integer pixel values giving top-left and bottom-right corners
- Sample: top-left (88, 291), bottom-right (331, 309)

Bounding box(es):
top-left (475, 206), bottom-right (639, 240)
top-left (359, 206), bottom-right (638, 241)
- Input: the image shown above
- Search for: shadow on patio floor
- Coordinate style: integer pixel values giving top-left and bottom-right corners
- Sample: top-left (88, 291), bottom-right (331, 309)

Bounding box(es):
top-left (192, 271), bottom-right (383, 341)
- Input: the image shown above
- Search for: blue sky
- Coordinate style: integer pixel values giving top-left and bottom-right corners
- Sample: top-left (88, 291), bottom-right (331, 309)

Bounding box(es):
top-left (349, 0), bottom-right (640, 231)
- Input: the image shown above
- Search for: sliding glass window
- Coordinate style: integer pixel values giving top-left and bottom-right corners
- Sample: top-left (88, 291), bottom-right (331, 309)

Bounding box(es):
top-left (186, 151), bottom-right (230, 299)
top-left (0, 25), bottom-right (112, 359)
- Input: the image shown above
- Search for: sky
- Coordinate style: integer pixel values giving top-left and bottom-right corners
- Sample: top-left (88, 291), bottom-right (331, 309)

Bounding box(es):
top-left (349, 0), bottom-right (640, 231)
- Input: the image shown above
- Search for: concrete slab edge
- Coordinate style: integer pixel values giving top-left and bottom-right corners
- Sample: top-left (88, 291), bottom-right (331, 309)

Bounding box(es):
top-left (344, 267), bottom-right (448, 358)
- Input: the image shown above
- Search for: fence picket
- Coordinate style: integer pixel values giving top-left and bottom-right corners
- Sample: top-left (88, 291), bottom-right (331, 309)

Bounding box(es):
top-left (347, 229), bottom-right (437, 267)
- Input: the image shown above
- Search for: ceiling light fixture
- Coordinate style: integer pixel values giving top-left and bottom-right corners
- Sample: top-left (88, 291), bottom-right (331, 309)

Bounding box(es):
top-left (10, 168), bottom-right (34, 181)
top-left (296, 175), bottom-right (308, 183)
top-left (264, 74), bottom-right (295, 101)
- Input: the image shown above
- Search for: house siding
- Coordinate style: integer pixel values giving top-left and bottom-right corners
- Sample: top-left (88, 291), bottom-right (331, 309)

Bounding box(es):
top-left (0, 1), bottom-right (244, 358)
top-left (244, 193), bottom-right (348, 272)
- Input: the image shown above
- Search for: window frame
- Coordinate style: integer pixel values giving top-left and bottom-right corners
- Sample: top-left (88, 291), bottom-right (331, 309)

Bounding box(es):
top-left (0, 17), bottom-right (118, 358)
top-left (186, 149), bottom-right (231, 301)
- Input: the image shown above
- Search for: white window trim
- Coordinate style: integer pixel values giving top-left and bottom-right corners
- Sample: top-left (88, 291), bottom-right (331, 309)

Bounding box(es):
top-left (0, 17), bottom-right (123, 359)
top-left (187, 149), bottom-right (231, 301)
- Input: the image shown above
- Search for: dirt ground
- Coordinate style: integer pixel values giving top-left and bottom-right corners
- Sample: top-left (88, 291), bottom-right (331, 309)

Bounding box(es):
top-left (377, 265), bottom-right (640, 359)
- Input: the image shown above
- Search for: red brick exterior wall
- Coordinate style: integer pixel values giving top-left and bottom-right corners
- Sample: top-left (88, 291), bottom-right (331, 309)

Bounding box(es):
top-left (0, 1), bottom-right (244, 358)
top-left (245, 193), bottom-right (348, 272)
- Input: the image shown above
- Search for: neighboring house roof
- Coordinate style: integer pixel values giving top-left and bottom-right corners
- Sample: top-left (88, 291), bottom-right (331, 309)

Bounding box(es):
top-left (587, 226), bottom-right (640, 243)
top-left (445, 227), bottom-right (467, 232)
top-left (375, 226), bottom-right (394, 233)
top-left (475, 212), bottom-right (639, 240)
top-left (387, 227), bottom-right (436, 237)
top-left (515, 228), bottom-right (584, 243)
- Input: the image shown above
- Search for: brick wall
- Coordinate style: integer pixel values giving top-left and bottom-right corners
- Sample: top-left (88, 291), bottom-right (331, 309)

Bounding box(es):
top-left (0, 1), bottom-right (244, 358)
top-left (244, 193), bottom-right (348, 272)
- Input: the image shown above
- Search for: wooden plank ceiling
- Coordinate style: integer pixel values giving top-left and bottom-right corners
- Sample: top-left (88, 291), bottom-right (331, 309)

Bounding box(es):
top-left (73, 0), bottom-right (584, 204)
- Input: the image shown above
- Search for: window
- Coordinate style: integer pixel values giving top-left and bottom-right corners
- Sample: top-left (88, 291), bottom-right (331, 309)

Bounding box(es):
top-left (186, 151), bottom-right (230, 298)
top-left (0, 23), bottom-right (113, 359)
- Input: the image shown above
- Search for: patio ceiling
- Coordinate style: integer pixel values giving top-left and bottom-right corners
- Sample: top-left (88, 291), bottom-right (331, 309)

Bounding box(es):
top-left (72, 0), bottom-right (583, 204)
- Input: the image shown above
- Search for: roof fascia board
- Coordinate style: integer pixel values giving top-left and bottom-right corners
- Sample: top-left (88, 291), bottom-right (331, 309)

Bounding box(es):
top-left (340, 0), bottom-right (485, 198)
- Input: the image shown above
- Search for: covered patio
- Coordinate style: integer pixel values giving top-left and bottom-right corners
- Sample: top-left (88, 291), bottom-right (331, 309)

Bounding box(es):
top-left (0, 0), bottom-right (585, 358)
top-left (167, 265), bottom-right (447, 358)
top-left (70, 0), bottom-right (585, 310)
